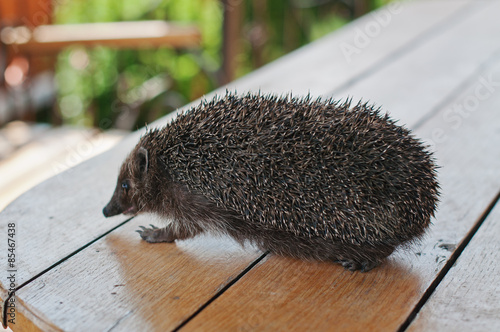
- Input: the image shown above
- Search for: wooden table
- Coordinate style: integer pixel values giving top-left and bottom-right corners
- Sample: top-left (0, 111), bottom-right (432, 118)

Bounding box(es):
top-left (2, 0), bottom-right (500, 330)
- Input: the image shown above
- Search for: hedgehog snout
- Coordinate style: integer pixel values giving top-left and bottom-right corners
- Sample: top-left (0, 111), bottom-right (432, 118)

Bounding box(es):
top-left (102, 200), bottom-right (123, 218)
top-left (102, 205), bottom-right (112, 218)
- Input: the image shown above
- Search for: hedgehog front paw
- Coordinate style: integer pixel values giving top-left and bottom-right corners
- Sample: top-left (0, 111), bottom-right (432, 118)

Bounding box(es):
top-left (136, 224), bottom-right (176, 243)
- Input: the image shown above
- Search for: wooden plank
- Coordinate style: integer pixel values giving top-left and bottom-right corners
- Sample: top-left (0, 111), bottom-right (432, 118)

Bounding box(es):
top-left (332, 0), bottom-right (500, 128)
top-left (2, 21), bottom-right (201, 54)
top-left (0, 1), bottom-right (485, 330)
top-left (227, 0), bottom-right (474, 96)
top-left (0, 122), bottom-right (51, 159)
top-left (13, 215), bottom-right (262, 331)
top-left (0, 126), bottom-right (125, 211)
top-left (408, 199), bottom-right (500, 332)
top-left (0, 132), bottom-right (145, 288)
top-left (181, 8), bottom-right (500, 332)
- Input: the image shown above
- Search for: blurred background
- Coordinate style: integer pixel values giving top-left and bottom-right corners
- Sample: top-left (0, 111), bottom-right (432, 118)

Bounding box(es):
top-left (0, 0), bottom-right (391, 210)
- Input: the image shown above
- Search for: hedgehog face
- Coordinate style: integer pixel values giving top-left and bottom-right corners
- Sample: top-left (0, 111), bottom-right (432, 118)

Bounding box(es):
top-left (103, 146), bottom-right (148, 218)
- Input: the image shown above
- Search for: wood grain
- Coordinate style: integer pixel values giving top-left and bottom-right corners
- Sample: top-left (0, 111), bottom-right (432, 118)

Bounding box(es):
top-left (408, 200), bottom-right (500, 332)
top-left (183, 254), bottom-right (426, 332)
top-left (182, 24), bottom-right (500, 332)
top-left (13, 215), bottom-right (262, 331)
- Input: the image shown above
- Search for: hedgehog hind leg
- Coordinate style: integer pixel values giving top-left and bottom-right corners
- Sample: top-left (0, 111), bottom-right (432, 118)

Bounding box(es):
top-left (334, 243), bottom-right (395, 272)
top-left (334, 258), bottom-right (381, 272)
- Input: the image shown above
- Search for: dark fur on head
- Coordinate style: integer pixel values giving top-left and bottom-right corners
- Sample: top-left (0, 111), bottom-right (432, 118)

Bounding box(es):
top-left (103, 93), bottom-right (439, 272)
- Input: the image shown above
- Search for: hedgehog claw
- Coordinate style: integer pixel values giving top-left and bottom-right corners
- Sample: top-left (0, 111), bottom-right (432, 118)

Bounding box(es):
top-left (360, 260), bottom-right (380, 272)
top-left (149, 224), bottom-right (158, 229)
top-left (335, 259), bottom-right (360, 272)
top-left (335, 258), bottom-right (379, 272)
top-left (139, 226), bottom-right (147, 231)
top-left (344, 261), bottom-right (361, 272)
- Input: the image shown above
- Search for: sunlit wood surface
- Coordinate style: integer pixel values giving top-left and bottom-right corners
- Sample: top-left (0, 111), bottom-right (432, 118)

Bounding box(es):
top-left (1, 0), bottom-right (500, 330)
top-left (0, 123), bottom-right (126, 212)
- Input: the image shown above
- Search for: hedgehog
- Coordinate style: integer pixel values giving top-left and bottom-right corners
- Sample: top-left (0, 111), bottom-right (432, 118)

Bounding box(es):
top-left (102, 93), bottom-right (439, 272)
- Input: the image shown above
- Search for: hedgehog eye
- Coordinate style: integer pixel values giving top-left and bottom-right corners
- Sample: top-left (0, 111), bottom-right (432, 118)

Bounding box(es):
top-left (121, 181), bottom-right (129, 190)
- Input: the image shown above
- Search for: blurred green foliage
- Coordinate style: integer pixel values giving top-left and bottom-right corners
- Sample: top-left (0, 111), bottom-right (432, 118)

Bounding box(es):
top-left (53, 0), bottom-right (392, 129)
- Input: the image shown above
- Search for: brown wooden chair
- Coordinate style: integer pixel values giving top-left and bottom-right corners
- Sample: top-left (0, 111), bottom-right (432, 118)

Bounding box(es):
top-left (0, 0), bottom-right (200, 125)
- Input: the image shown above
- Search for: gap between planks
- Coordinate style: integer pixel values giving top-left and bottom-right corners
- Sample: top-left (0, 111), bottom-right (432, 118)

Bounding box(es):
top-left (397, 190), bottom-right (500, 332)
top-left (411, 48), bottom-right (500, 130)
top-left (1, 217), bottom-right (133, 328)
top-left (328, 0), bottom-right (482, 97)
top-left (172, 252), bottom-right (269, 332)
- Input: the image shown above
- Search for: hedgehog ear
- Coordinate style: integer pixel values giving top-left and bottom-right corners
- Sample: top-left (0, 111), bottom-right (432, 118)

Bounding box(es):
top-left (136, 147), bottom-right (149, 175)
